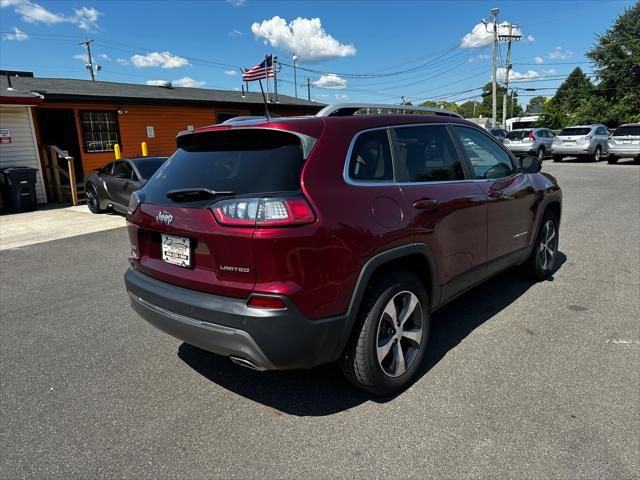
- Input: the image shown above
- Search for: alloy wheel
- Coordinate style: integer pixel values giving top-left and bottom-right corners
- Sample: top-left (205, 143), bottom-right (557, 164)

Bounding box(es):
top-left (538, 148), bottom-right (544, 161)
top-left (375, 291), bottom-right (424, 378)
top-left (539, 220), bottom-right (557, 271)
top-left (594, 147), bottom-right (601, 162)
top-left (86, 184), bottom-right (98, 212)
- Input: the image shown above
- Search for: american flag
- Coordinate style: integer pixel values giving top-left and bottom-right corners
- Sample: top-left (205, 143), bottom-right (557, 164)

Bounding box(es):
top-left (242, 55), bottom-right (275, 82)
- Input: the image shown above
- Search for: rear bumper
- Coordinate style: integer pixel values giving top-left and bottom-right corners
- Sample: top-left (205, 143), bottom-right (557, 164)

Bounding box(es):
top-left (607, 144), bottom-right (640, 157)
top-left (550, 144), bottom-right (595, 155)
top-left (505, 144), bottom-right (536, 155)
top-left (124, 268), bottom-right (347, 370)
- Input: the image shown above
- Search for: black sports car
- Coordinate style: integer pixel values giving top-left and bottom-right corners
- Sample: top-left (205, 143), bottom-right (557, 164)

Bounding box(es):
top-left (84, 156), bottom-right (167, 214)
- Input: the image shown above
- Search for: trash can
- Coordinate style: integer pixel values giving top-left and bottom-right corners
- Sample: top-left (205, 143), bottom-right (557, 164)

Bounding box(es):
top-left (0, 166), bottom-right (39, 213)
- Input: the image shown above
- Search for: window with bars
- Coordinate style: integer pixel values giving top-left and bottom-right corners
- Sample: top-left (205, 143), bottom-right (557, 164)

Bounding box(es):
top-left (80, 111), bottom-right (120, 153)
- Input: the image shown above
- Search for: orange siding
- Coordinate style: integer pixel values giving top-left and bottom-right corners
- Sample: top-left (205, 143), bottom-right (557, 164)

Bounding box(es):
top-left (34, 102), bottom-right (314, 174)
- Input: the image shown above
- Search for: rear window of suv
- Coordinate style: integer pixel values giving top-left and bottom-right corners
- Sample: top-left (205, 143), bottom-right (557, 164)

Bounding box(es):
top-left (612, 126), bottom-right (640, 136)
top-left (142, 129), bottom-right (305, 205)
top-left (506, 130), bottom-right (530, 140)
top-left (558, 127), bottom-right (591, 136)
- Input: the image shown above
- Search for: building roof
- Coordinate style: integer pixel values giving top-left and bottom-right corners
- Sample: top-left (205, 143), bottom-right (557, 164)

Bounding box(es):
top-left (0, 75), bottom-right (322, 110)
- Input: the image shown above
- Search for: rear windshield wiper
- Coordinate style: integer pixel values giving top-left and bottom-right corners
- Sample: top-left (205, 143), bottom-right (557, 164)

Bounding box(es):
top-left (166, 188), bottom-right (235, 200)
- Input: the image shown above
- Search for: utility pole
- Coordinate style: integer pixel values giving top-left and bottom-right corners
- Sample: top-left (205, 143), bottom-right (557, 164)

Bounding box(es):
top-left (500, 23), bottom-right (522, 128)
top-left (264, 54), bottom-right (270, 103)
top-left (306, 77), bottom-right (311, 101)
top-left (79, 38), bottom-right (95, 81)
top-left (473, 96), bottom-right (477, 117)
top-left (292, 54), bottom-right (298, 98)
top-left (490, 8), bottom-right (499, 127)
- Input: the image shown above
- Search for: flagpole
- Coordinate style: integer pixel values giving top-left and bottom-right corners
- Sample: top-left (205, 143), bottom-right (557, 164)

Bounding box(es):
top-left (264, 54), bottom-right (269, 103)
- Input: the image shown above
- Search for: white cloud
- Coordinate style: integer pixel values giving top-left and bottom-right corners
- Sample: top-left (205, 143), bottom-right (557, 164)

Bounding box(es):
top-left (224, 69), bottom-right (237, 75)
top-left (1, 1), bottom-right (100, 30)
top-left (548, 47), bottom-right (573, 59)
top-left (461, 21), bottom-right (524, 48)
top-left (146, 77), bottom-right (205, 88)
top-left (73, 53), bottom-right (89, 62)
top-left (173, 77), bottom-right (205, 88)
top-left (2, 26), bottom-right (28, 40)
top-left (312, 73), bottom-right (347, 89)
top-left (70, 6), bottom-right (100, 31)
top-left (228, 29), bottom-right (242, 37)
top-left (116, 57), bottom-right (129, 65)
top-left (534, 56), bottom-right (544, 64)
top-left (497, 67), bottom-right (541, 82)
top-left (99, 53), bottom-right (112, 61)
top-left (543, 68), bottom-right (557, 75)
top-left (251, 16), bottom-right (356, 63)
top-left (527, 34), bottom-right (535, 43)
top-left (130, 51), bottom-right (190, 69)
top-left (334, 93), bottom-right (348, 100)
top-left (226, 0), bottom-right (246, 5)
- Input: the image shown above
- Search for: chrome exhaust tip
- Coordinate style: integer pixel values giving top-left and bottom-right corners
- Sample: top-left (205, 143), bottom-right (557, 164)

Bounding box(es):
top-left (229, 356), bottom-right (266, 371)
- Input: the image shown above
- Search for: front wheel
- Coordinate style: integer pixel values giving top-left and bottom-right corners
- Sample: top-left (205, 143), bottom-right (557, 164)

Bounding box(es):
top-left (340, 271), bottom-right (429, 396)
top-left (85, 183), bottom-right (104, 214)
top-left (524, 211), bottom-right (559, 281)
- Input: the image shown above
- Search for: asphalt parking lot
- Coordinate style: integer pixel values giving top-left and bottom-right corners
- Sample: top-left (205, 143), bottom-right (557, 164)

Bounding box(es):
top-left (1, 159), bottom-right (639, 479)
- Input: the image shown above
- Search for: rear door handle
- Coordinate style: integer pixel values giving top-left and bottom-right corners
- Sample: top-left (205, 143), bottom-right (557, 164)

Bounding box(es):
top-left (412, 199), bottom-right (438, 211)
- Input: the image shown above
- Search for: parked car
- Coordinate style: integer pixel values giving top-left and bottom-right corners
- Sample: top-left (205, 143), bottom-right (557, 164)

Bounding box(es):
top-left (503, 128), bottom-right (555, 160)
top-left (551, 124), bottom-right (610, 162)
top-left (123, 104), bottom-right (562, 395)
top-left (607, 123), bottom-right (640, 164)
top-left (84, 156), bottom-right (167, 214)
top-left (488, 127), bottom-right (508, 143)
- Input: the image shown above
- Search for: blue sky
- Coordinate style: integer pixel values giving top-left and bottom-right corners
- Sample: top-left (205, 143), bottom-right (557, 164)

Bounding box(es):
top-left (0, 0), bottom-right (635, 107)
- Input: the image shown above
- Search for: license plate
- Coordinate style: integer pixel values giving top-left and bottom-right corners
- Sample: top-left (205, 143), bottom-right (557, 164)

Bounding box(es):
top-left (161, 234), bottom-right (191, 268)
top-left (564, 140), bottom-right (576, 144)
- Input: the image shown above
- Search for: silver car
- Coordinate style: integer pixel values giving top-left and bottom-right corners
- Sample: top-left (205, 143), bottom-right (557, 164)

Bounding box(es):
top-left (551, 124), bottom-right (610, 162)
top-left (503, 128), bottom-right (554, 160)
top-left (607, 123), bottom-right (640, 164)
top-left (488, 127), bottom-right (508, 143)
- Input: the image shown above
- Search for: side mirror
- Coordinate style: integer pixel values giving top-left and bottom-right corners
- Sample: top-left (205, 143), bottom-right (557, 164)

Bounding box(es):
top-left (521, 155), bottom-right (542, 174)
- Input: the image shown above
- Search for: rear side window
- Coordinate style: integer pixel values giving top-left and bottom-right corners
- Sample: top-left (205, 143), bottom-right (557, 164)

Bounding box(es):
top-left (558, 127), bottom-right (591, 136)
top-left (143, 129), bottom-right (305, 205)
top-left (348, 130), bottom-right (393, 182)
top-left (393, 125), bottom-right (465, 182)
top-left (613, 126), bottom-right (640, 136)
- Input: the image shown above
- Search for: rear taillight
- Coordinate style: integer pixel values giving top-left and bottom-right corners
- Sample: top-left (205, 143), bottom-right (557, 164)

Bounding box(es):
top-left (211, 196), bottom-right (315, 227)
top-left (528, 130), bottom-right (535, 141)
top-left (128, 191), bottom-right (142, 215)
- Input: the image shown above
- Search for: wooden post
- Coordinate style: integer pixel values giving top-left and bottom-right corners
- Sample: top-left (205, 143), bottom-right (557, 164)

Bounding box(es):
top-left (51, 149), bottom-right (63, 202)
top-left (67, 157), bottom-right (78, 206)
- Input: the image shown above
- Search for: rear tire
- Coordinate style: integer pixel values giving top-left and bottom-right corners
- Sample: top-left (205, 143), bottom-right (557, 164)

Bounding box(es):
top-left (537, 147), bottom-right (545, 161)
top-left (591, 146), bottom-right (602, 162)
top-left (553, 155), bottom-right (563, 162)
top-left (524, 210), bottom-right (559, 281)
top-left (607, 155), bottom-right (618, 164)
top-left (340, 271), bottom-right (429, 396)
top-left (85, 183), bottom-right (104, 214)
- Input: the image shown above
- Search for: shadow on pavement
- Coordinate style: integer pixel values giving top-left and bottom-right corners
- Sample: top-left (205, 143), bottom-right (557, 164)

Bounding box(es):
top-left (178, 252), bottom-right (566, 417)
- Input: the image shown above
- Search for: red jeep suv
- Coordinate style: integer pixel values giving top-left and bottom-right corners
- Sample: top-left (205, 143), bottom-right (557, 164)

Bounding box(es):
top-left (124, 104), bottom-right (562, 395)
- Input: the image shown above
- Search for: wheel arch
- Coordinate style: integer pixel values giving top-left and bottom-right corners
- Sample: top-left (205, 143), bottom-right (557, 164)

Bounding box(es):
top-left (333, 243), bottom-right (438, 359)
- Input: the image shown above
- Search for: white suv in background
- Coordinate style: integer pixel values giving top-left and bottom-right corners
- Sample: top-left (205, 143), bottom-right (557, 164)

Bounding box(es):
top-left (551, 124), bottom-right (610, 162)
top-left (607, 123), bottom-right (640, 164)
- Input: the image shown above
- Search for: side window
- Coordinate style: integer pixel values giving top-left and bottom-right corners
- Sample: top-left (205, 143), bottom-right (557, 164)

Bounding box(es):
top-left (452, 126), bottom-right (517, 179)
top-left (348, 129), bottom-right (393, 182)
top-left (113, 161), bottom-right (133, 179)
top-left (102, 162), bottom-right (115, 176)
top-left (596, 127), bottom-right (606, 135)
top-left (393, 125), bottom-right (465, 182)
top-left (538, 130), bottom-right (547, 138)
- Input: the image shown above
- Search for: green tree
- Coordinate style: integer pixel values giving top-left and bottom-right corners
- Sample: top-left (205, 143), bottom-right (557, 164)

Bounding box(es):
top-left (538, 67), bottom-right (594, 128)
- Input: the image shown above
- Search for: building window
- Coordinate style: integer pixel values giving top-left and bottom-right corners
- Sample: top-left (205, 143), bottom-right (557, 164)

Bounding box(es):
top-left (217, 112), bottom-right (240, 123)
top-left (80, 111), bottom-right (120, 153)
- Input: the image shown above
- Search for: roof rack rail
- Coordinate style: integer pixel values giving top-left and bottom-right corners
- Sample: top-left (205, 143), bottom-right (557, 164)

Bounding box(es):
top-left (315, 103), bottom-right (463, 119)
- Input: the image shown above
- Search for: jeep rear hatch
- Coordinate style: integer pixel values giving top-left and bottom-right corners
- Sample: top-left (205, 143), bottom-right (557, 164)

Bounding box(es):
top-left (128, 128), bottom-right (316, 298)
